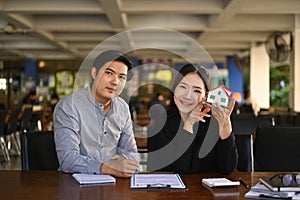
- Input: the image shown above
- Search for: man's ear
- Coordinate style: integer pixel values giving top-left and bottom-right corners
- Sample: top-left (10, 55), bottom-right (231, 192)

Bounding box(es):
top-left (91, 67), bottom-right (97, 80)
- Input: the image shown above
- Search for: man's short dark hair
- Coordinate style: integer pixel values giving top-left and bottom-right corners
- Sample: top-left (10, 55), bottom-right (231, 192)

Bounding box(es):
top-left (29, 90), bottom-right (36, 96)
top-left (93, 50), bottom-right (133, 80)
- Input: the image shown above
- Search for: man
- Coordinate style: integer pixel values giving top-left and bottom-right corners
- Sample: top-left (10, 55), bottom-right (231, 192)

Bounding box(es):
top-left (54, 50), bottom-right (140, 177)
top-left (22, 90), bottom-right (39, 106)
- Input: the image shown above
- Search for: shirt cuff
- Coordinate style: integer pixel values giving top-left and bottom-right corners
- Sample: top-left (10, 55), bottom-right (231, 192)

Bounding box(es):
top-left (88, 160), bottom-right (102, 174)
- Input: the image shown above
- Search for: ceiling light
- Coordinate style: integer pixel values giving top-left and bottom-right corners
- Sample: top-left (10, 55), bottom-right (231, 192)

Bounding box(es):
top-left (39, 61), bottom-right (46, 68)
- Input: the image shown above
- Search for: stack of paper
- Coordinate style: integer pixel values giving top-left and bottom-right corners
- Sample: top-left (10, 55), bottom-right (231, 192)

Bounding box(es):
top-left (202, 178), bottom-right (240, 187)
top-left (72, 173), bottom-right (116, 185)
top-left (245, 182), bottom-right (300, 199)
top-left (202, 182), bottom-right (240, 198)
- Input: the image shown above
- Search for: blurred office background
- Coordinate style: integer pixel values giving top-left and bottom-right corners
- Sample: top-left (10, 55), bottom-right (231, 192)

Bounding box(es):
top-left (1, 0), bottom-right (300, 170)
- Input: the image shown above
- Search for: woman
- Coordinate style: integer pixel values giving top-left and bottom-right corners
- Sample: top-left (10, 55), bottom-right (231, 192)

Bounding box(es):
top-left (147, 63), bottom-right (238, 174)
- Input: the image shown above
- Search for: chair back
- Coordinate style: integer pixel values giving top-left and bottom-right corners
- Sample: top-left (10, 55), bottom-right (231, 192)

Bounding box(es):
top-left (21, 131), bottom-right (59, 170)
top-left (5, 108), bottom-right (21, 135)
top-left (19, 108), bottom-right (32, 132)
top-left (235, 134), bottom-right (253, 172)
top-left (257, 115), bottom-right (275, 127)
top-left (295, 114), bottom-right (300, 125)
top-left (231, 113), bottom-right (259, 134)
top-left (0, 109), bottom-right (8, 135)
top-left (254, 126), bottom-right (300, 171)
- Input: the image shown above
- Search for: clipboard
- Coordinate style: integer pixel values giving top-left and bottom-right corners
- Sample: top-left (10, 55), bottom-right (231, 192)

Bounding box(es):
top-left (130, 174), bottom-right (187, 190)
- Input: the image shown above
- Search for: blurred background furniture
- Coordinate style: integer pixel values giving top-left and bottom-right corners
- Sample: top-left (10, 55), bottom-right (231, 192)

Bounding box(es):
top-left (21, 131), bottom-right (59, 170)
top-left (231, 113), bottom-right (275, 135)
top-left (231, 112), bottom-right (275, 172)
top-left (4, 108), bottom-right (21, 158)
top-left (0, 109), bottom-right (9, 162)
top-left (231, 113), bottom-right (259, 135)
top-left (19, 107), bottom-right (33, 133)
top-left (235, 134), bottom-right (253, 172)
top-left (13, 107), bottom-right (33, 150)
top-left (253, 126), bottom-right (300, 171)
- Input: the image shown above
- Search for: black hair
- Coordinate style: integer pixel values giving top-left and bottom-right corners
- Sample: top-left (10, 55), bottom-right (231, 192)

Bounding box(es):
top-left (93, 50), bottom-right (133, 80)
top-left (28, 90), bottom-right (37, 96)
top-left (51, 93), bottom-right (59, 99)
top-left (171, 63), bottom-right (210, 92)
top-left (156, 92), bottom-right (163, 97)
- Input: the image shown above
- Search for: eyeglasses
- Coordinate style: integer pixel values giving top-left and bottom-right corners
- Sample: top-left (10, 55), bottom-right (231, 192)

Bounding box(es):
top-left (270, 173), bottom-right (300, 186)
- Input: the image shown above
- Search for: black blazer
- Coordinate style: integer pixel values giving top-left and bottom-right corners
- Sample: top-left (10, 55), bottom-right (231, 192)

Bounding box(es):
top-left (147, 104), bottom-right (238, 174)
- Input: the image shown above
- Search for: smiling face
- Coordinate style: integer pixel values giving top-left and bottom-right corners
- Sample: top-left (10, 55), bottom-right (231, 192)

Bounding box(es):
top-left (174, 72), bottom-right (207, 114)
top-left (91, 61), bottom-right (128, 105)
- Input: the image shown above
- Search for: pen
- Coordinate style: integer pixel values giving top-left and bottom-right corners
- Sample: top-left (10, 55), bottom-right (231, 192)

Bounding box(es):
top-left (122, 154), bottom-right (129, 159)
top-left (259, 194), bottom-right (292, 199)
top-left (121, 154), bottom-right (140, 173)
top-left (238, 178), bottom-right (249, 188)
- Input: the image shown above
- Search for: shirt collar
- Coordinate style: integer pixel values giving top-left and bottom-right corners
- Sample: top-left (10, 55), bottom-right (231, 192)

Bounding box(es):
top-left (86, 85), bottom-right (115, 112)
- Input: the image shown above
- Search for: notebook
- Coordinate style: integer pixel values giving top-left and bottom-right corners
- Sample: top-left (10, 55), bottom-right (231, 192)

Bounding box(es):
top-left (245, 182), bottom-right (297, 199)
top-left (202, 178), bottom-right (240, 187)
top-left (260, 176), bottom-right (300, 192)
top-left (203, 182), bottom-right (240, 197)
top-left (72, 173), bottom-right (116, 185)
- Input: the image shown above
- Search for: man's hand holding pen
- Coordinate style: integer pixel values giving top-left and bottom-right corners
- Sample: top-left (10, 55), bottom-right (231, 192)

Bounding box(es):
top-left (122, 154), bottom-right (141, 173)
top-left (100, 154), bottom-right (140, 178)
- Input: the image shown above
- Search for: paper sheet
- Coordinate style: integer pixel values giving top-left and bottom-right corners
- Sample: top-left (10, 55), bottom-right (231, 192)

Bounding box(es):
top-left (130, 174), bottom-right (186, 189)
top-left (244, 182), bottom-right (300, 199)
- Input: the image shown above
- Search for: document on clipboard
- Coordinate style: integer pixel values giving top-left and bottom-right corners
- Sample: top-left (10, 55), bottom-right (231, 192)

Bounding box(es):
top-left (130, 174), bottom-right (187, 190)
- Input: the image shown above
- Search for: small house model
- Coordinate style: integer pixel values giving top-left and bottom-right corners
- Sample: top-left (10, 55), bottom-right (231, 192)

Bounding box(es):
top-left (206, 85), bottom-right (233, 107)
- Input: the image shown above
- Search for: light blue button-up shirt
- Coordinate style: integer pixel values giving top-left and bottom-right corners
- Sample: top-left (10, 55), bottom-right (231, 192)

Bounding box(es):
top-left (53, 86), bottom-right (139, 174)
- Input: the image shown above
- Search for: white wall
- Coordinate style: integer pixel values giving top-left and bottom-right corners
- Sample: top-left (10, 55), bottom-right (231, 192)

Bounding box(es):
top-left (250, 44), bottom-right (270, 109)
